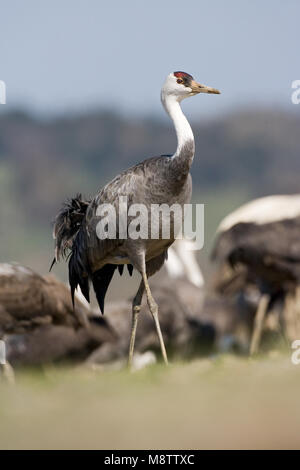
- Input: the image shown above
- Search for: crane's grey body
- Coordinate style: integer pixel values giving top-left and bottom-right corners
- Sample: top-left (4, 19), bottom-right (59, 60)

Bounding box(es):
top-left (52, 72), bottom-right (220, 366)
top-left (85, 146), bottom-right (193, 273)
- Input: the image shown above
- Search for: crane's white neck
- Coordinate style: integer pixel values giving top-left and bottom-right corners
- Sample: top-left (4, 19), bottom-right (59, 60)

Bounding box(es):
top-left (161, 94), bottom-right (195, 160)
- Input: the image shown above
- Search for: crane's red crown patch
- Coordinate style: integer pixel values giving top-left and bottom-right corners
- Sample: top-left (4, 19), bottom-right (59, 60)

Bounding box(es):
top-left (174, 71), bottom-right (193, 80)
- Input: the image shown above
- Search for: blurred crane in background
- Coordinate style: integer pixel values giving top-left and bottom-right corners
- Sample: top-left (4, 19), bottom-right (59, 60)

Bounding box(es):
top-left (0, 263), bottom-right (116, 378)
top-left (212, 194), bottom-right (300, 354)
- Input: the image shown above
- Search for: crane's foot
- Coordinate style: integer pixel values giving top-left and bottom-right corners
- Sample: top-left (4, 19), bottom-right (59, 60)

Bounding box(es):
top-left (130, 351), bottom-right (157, 371)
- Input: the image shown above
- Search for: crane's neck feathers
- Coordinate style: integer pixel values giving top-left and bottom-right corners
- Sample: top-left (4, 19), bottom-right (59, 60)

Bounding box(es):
top-left (162, 94), bottom-right (195, 173)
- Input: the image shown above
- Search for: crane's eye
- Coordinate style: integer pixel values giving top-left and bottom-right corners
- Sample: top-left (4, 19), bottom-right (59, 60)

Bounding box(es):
top-left (177, 78), bottom-right (183, 84)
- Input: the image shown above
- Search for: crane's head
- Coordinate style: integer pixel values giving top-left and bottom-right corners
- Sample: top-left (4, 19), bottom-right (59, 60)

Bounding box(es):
top-left (161, 71), bottom-right (220, 102)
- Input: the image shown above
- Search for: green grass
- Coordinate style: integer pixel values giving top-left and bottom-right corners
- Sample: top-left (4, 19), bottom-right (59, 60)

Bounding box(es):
top-left (0, 352), bottom-right (300, 449)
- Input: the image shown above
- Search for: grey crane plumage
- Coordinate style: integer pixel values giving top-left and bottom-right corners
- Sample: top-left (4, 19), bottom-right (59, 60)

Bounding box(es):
top-left (52, 71), bottom-right (220, 366)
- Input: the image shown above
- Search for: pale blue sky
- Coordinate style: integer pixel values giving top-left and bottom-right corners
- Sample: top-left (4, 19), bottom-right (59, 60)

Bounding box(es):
top-left (0, 0), bottom-right (299, 117)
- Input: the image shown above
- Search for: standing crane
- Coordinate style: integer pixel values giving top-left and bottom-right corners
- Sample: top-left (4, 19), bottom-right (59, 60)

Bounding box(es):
top-left (52, 71), bottom-right (220, 366)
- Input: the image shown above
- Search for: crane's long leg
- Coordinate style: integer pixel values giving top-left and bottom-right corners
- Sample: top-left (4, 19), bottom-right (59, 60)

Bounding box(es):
top-left (250, 294), bottom-right (270, 355)
top-left (141, 270), bottom-right (168, 365)
top-left (128, 280), bottom-right (144, 368)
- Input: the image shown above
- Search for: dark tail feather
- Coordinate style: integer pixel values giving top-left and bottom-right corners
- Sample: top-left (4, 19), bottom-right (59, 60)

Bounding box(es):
top-left (70, 282), bottom-right (75, 308)
top-left (118, 265), bottom-right (124, 276)
top-left (52, 194), bottom-right (91, 307)
top-left (79, 276), bottom-right (90, 304)
top-left (56, 195), bottom-right (118, 313)
top-left (69, 263), bottom-right (90, 308)
top-left (68, 228), bottom-right (90, 307)
top-left (127, 264), bottom-right (133, 276)
top-left (52, 194), bottom-right (90, 262)
top-left (49, 257), bottom-right (56, 272)
top-left (92, 265), bottom-right (117, 314)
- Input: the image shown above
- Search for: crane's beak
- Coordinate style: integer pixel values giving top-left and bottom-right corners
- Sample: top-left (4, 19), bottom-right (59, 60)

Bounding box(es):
top-left (190, 80), bottom-right (221, 95)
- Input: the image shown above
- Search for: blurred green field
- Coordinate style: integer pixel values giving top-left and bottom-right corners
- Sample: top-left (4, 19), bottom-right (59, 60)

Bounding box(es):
top-left (0, 352), bottom-right (299, 450)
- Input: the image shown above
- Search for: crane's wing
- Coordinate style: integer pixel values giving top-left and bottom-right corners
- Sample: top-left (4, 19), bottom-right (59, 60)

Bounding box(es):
top-left (69, 156), bottom-right (168, 313)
